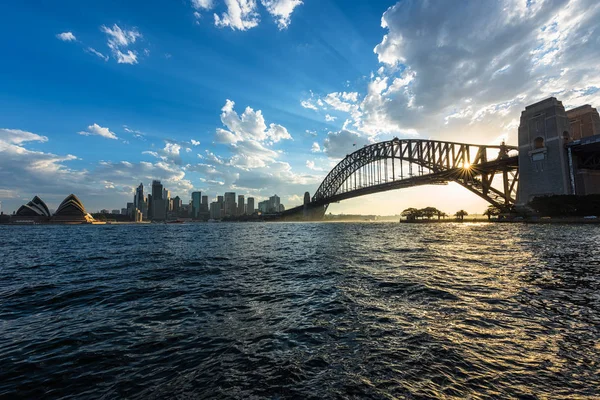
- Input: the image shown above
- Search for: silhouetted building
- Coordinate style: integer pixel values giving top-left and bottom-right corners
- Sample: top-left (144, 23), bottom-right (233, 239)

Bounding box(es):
top-left (517, 98), bottom-right (600, 205)
top-left (192, 191), bottom-right (201, 219)
top-left (247, 197), bottom-right (255, 214)
top-left (151, 180), bottom-right (167, 221)
top-left (53, 194), bottom-right (95, 223)
top-left (209, 202), bottom-right (221, 219)
top-left (237, 195), bottom-right (245, 215)
top-left (224, 192), bottom-right (236, 217)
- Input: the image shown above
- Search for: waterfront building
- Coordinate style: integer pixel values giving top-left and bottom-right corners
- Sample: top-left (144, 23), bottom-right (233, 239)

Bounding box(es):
top-left (52, 194), bottom-right (95, 224)
top-left (247, 197), bottom-right (255, 214)
top-left (134, 183), bottom-right (144, 210)
top-left (516, 98), bottom-right (600, 205)
top-left (192, 192), bottom-right (201, 218)
top-left (151, 180), bottom-right (167, 221)
top-left (101, 209), bottom-right (110, 214)
top-left (111, 209), bottom-right (120, 215)
top-left (172, 196), bottom-right (182, 214)
top-left (258, 200), bottom-right (269, 213)
top-left (224, 192), bottom-right (236, 217)
top-left (15, 196), bottom-right (51, 218)
top-left (237, 195), bottom-right (245, 215)
top-left (209, 202), bottom-right (221, 219)
top-left (201, 195), bottom-right (208, 210)
top-left (269, 195), bottom-right (281, 213)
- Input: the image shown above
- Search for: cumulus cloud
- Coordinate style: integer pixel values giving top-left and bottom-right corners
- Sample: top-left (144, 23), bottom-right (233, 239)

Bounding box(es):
top-left (302, 0), bottom-right (600, 148)
top-left (325, 114), bottom-right (337, 122)
top-left (260, 0), bottom-right (303, 29)
top-left (191, 139), bottom-right (201, 146)
top-left (311, 142), bottom-right (321, 153)
top-left (78, 123), bottom-right (118, 140)
top-left (56, 32), bottom-right (76, 42)
top-left (214, 0), bottom-right (260, 31)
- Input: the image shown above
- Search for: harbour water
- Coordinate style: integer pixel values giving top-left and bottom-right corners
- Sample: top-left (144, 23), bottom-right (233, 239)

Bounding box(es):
top-left (1, 223), bottom-right (599, 399)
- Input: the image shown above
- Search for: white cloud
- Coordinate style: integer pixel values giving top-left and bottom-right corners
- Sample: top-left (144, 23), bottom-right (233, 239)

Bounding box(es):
top-left (114, 50), bottom-right (138, 64)
top-left (301, 100), bottom-right (318, 110)
top-left (217, 99), bottom-right (293, 144)
top-left (191, 139), bottom-right (201, 146)
top-left (101, 24), bottom-right (141, 49)
top-left (87, 47), bottom-right (109, 61)
top-left (214, 0), bottom-right (260, 31)
top-left (78, 123), bottom-right (118, 140)
top-left (260, 0), bottom-right (303, 29)
top-left (306, 160), bottom-right (324, 171)
top-left (56, 32), bottom-right (76, 42)
top-left (101, 24), bottom-right (142, 65)
top-left (192, 0), bottom-right (214, 9)
top-left (325, 114), bottom-right (337, 122)
top-left (302, 0), bottom-right (600, 148)
top-left (164, 142), bottom-right (181, 155)
top-left (311, 142), bottom-right (321, 153)
top-left (0, 128), bottom-right (48, 145)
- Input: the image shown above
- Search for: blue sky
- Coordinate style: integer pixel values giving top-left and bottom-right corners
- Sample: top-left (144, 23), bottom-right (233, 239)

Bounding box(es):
top-left (1, 0), bottom-right (599, 214)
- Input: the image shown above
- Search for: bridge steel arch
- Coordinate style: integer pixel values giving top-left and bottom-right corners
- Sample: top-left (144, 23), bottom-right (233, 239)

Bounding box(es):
top-left (306, 138), bottom-right (519, 213)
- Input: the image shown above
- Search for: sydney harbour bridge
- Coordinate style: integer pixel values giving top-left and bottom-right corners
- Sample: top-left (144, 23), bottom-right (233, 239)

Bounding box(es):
top-left (280, 97), bottom-right (600, 220)
top-left (281, 138), bottom-right (520, 220)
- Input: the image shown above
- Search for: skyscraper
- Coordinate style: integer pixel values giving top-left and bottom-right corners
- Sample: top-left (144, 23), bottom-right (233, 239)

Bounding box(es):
top-left (192, 192), bottom-right (201, 219)
top-left (151, 180), bottom-right (166, 221)
top-left (172, 196), bottom-right (182, 213)
top-left (268, 195), bottom-right (280, 213)
top-left (134, 183), bottom-right (144, 210)
top-left (209, 202), bottom-right (221, 219)
top-left (237, 195), bottom-right (245, 215)
top-left (247, 197), bottom-right (255, 214)
top-left (224, 192), bottom-right (236, 217)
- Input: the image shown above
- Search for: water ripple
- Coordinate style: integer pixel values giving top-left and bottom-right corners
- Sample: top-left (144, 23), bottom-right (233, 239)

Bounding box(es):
top-left (1, 223), bottom-right (599, 398)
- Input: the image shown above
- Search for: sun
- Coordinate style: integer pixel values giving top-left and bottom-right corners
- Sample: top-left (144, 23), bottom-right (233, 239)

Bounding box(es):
top-left (463, 161), bottom-right (471, 169)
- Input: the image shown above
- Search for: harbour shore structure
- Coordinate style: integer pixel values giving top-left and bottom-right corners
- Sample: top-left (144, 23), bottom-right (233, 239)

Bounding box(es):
top-left (9, 194), bottom-right (96, 224)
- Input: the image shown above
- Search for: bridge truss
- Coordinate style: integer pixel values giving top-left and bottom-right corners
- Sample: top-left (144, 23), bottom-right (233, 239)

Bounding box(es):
top-left (310, 138), bottom-right (519, 211)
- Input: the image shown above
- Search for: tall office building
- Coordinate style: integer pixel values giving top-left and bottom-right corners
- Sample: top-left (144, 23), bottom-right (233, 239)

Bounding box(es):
top-left (201, 195), bottom-right (208, 211)
top-left (192, 192), bottom-right (201, 218)
top-left (246, 197), bottom-right (255, 214)
top-left (258, 200), bottom-right (269, 213)
top-left (224, 192), bottom-right (236, 217)
top-left (151, 180), bottom-right (167, 220)
top-left (134, 183), bottom-right (144, 210)
top-left (237, 195), bottom-right (245, 215)
top-left (209, 202), bottom-right (221, 219)
top-left (172, 196), bottom-right (182, 213)
top-left (268, 195), bottom-right (281, 213)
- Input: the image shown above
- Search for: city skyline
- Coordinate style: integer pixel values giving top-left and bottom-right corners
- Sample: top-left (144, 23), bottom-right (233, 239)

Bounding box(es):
top-left (1, 0), bottom-right (599, 215)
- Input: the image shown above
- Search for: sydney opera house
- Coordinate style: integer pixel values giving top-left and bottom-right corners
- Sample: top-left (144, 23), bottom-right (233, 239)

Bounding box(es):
top-left (12, 194), bottom-right (95, 224)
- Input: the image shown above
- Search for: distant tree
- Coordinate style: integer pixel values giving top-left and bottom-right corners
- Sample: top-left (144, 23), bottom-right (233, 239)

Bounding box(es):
top-left (437, 210), bottom-right (448, 220)
top-left (455, 210), bottom-right (468, 221)
top-left (483, 205), bottom-right (501, 220)
top-left (401, 207), bottom-right (420, 221)
top-left (420, 207), bottom-right (439, 220)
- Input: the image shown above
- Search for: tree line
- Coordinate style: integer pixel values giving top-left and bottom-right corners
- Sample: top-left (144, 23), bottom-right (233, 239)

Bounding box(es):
top-left (401, 205), bottom-right (501, 221)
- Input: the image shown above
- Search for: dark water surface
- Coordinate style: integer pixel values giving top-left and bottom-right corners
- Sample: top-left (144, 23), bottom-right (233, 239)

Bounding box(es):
top-left (1, 223), bottom-right (599, 399)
